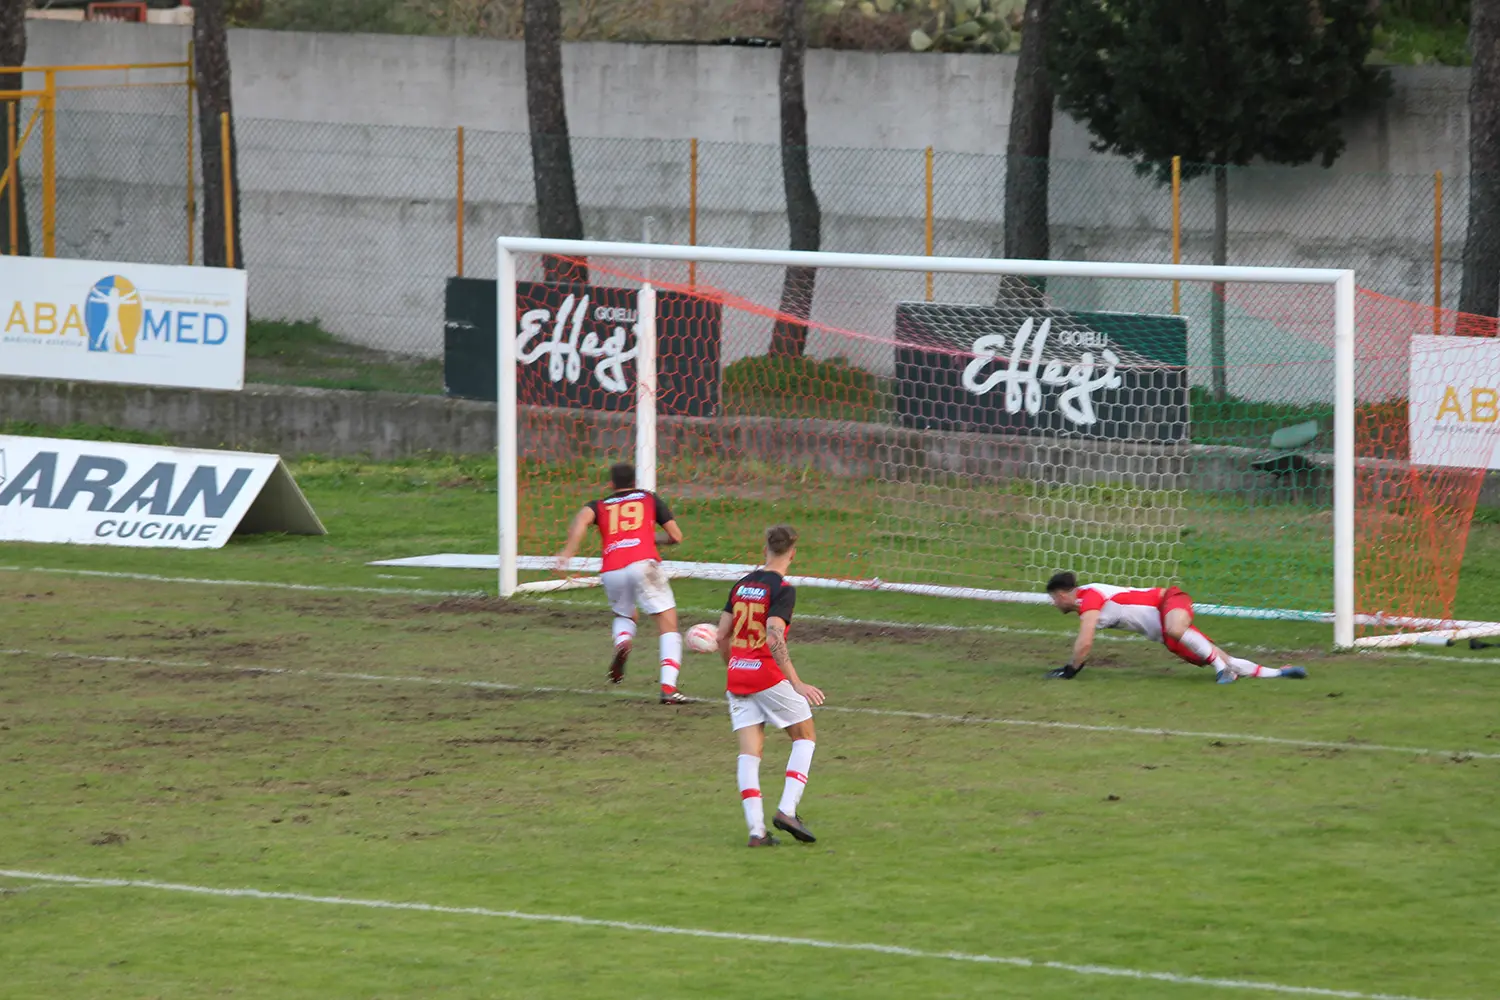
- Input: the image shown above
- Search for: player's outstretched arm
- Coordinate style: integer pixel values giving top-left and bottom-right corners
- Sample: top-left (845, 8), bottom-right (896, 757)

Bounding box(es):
top-left (658, 518), bottom-right (684, 547)
top-left (716, 611), bottom-right (733, 666)
top-left (768, 618), bottom-right (824, 706)
top-left (1070, 609), bottom-right (1101, 669)
top-left (554, 506), bottom-right (596, 574)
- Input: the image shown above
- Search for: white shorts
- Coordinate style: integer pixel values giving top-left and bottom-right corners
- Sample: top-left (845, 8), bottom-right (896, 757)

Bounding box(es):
top-left (727, 680), bottom-right (813, 732)
top-left (601, 560), bottom-right (675, 618)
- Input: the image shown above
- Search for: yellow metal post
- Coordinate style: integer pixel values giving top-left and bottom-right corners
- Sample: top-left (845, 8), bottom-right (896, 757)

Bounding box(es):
top-left (924, 145), bottom-right (934, 301)
top-left (220, 111), bottom-right (235, 269)
top-left (1171, 155), bottom-right (1182, 314)
top-left (1434, 170), bottom-right (1444, 335)
top-left (41, 71), bottom-right (56, 258)
top-left (689, 137), bottom-right (699, 287)
top-left (456, 126), bottom-right (466, 277)
top-left (6, 101), bottom-right (16, 256)
top-left (186, 41), bottom-right (196, 265)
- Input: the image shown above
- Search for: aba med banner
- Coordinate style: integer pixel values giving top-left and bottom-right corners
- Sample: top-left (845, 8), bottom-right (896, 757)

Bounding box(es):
top-left (1409, 334), bottom-right (1500, 470)
top-left (0, 436), bottom-right (325, 549)
top-left (0, 256), bottom-right (247, 390)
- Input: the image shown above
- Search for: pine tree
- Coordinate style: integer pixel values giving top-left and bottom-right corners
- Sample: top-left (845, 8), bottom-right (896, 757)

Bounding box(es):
top-left (1050, 0), bottom-right (1384, 399)
top-left (526, 0), bottom-right (588, 283)
top-left (770, 0), bottom-right (823, 358)
top-left (196, 0), bottom-right (245, 269)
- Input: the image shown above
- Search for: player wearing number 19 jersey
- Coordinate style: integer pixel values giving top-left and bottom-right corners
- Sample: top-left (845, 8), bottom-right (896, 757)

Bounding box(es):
top-left (555, 462), bottom-right (688, 703)
top-left (715, 525), bottom-right (826, 847)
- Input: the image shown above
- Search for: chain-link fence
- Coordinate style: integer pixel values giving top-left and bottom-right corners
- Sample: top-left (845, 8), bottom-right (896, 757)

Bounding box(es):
top-left (2, 61), bottom-right (191, 263)
top-left (1, 104), bottom-right (1470, 393)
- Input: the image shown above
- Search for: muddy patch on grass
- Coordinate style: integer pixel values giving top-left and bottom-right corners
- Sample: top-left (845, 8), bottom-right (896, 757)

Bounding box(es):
top-left (408, 597), bottom-right (592, 630)
top-left (406, 596), bottom-right (986, 648)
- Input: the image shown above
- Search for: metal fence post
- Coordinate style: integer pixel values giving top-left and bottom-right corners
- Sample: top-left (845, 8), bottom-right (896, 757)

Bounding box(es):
top-left (42, 70), bottom-right (55, 258)
top-left (1171, 155), bottom-right (1181, 314)
top-left (5, 101), bottom-right (15, 256)
top-left (456, 125), bottom-right (466, 277)
top-left (689, 137), bottom-right (698, 287)
top-left (220, 110), bottom-right (235, 269)
top-left (924, 145), bottom-right (934, 301)
top-left (1434, 169), bottom-right (1443, 335)
top-left (187, 40), bottom-right (197, 266)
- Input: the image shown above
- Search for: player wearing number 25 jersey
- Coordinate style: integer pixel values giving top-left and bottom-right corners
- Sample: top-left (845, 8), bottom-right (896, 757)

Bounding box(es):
top-left (555, 462), bottom-right (688, 703)
top-left (715, 525), bottom-right (826, 848)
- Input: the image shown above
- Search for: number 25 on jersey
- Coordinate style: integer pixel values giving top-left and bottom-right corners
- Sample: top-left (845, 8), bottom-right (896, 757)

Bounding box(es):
top-left (732, 600), bottom-right (767, 651)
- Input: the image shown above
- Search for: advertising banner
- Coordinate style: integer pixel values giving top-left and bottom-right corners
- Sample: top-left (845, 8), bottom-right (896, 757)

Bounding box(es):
top-left (444, 278), bottom-right (722, 416)
top-left (0, 256), bottom-right (247, 390)
top-left (0, 436), bottom-right (324, 549)
top-left (894, 302), bottom-right (1189, 443)
top-left (1409, 334), bottom-right (1500, 469)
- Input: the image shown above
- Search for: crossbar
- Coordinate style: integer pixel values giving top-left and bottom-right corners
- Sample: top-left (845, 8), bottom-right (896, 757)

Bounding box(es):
top-left (494, 237), bottom-right (1351, 286)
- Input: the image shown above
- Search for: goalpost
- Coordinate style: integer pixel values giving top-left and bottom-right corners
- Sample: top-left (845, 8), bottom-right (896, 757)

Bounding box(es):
top-left (494, 237), bottom-right (1497, 650)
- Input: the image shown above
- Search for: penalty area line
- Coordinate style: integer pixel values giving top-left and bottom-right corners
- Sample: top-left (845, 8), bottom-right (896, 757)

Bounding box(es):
top-left (5, 647), bottom-right (1496, 761)
top-left (0, 869), bottom-right (1442, 1000)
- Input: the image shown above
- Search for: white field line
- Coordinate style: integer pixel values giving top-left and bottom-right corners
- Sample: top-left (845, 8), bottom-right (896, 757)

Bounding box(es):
top-left (0, 869), bottom-right (1446, 1000)
top-left (5, 647), bottom-right (1496, 761)
top-left (0, 565), bottom-right (484, 598)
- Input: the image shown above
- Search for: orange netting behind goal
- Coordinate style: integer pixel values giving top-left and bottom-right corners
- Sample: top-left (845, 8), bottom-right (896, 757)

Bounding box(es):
top-left (506, 250), bottom-right (1496, 633)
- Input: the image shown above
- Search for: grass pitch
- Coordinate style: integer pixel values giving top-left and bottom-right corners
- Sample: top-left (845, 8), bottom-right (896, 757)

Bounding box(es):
top-left (2, 449), bottom-right (1499, 999)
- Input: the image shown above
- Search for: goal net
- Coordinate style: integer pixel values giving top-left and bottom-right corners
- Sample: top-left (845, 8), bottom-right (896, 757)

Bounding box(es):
top-left (494, 240), bottom-right (1499, 648)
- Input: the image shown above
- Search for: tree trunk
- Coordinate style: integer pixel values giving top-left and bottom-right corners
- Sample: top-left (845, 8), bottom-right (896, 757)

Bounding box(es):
top-left (999, 0), bottom-right (1053, 305)
top-left (1210, 162), bottom-right (1229, 401)
top-left (0, 0), bottom-right (31, 257)
top-left (1461, 0), bottom-right (1500, 324)
top-left (525, 0), bottom-right (587, 284)
top-left (769, 0), bottom-right (821, 359)
top-left (195, 0), bottom-right (244, 269)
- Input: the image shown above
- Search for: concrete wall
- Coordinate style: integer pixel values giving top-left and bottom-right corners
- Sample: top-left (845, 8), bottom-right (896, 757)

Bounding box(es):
top-left (11, 22), bottom-right (1479, 398)
top-left (20, 21), bottom-right (1471, 168)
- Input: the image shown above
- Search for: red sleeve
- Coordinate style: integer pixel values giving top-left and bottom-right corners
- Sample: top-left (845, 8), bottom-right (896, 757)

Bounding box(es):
top-left (1077, 588), bottom-right (1105, 614)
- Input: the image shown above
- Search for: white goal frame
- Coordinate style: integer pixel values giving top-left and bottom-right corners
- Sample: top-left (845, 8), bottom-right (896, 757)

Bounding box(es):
top-left (496, 237), bottom-right (1359, 648)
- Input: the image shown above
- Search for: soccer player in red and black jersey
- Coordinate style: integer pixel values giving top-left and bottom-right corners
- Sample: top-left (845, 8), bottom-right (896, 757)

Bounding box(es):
top-left (555, 462), bottom-right (688, 703)
top-left (1043, 571), bottom-right (1308, 683)
top-left (714, 525), bottom-right (826, 847)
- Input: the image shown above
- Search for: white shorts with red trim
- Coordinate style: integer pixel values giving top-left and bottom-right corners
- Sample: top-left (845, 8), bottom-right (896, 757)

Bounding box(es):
top-left (600, 560), bottom-right (675, 617)
top-left (726, 680), bottom-right (813, 732)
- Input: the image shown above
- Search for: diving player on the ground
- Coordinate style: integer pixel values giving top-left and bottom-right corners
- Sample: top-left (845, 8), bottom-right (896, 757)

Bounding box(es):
top-left (555, 462), bottom-right (689, 704)
top-left (1043, 571), bottom-right (1308, 683)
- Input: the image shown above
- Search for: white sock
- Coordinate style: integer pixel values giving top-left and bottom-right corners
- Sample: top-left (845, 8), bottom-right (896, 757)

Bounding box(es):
top-left (1216, 652), bottom-right (1280, 678)
top-left (613, 616), bottom-right (637, 649)
top-left (1178, 627), bottom-right (1217, 664)
top-left (777, 739), bottom-right (815, 816)
top-left (659, 631), bottom-right (683, 690)
top-left (738, 754), bottom-right (765, 837)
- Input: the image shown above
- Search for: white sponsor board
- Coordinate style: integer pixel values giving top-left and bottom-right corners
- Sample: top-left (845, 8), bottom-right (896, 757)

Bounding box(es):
top-left (1410, 334), bottom-right (1500, 469)
top-left (0, 256), bottom-right (247, 390)
top-left (0, 436), bottom-right (324, 549)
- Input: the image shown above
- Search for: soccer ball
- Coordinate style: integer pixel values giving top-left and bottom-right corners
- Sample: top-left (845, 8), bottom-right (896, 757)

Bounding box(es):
top-left (685, 622), bottom-right (720, 654)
